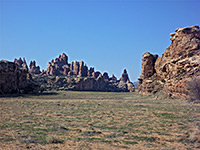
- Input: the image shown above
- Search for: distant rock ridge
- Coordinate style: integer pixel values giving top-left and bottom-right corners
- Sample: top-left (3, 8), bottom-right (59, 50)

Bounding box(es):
top-left (138, 25), bottom-right (200, 99)
top-left (3, 53), bottom-right (134, 93)
top-left (35, 53), bottom-right (134, 92)
top-left (32, 67), bottom-right (134, 92)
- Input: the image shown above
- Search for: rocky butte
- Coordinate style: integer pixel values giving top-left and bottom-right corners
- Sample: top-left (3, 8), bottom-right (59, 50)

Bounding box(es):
top-left (31, 53), bottom-right (135, 92)
top-left (0, 53), bottom-right (135, 94)
top-left (138, 25), bottom-right (200, 100)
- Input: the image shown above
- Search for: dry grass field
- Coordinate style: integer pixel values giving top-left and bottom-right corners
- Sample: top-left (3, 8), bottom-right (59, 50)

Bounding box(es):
top-left (0, 91), bottom-right (200, 150)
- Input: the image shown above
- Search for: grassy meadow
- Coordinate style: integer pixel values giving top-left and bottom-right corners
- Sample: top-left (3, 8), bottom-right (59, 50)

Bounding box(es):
top-left (0, 91), bottom-right (200, 150)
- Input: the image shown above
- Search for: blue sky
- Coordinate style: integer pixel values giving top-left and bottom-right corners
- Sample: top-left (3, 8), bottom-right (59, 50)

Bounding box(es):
top-left (0, 0), bottom-right (199, 81)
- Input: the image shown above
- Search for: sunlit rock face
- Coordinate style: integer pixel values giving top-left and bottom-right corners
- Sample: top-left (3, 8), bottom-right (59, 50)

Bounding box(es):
top-left (46, 53), bottom-right (69, 75)
top-left (138, 25), bottom-right (200, 99)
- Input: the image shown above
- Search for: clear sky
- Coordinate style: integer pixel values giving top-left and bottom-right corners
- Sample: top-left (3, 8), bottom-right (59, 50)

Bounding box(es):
top-left (0, 0), bottom-right (199, 82)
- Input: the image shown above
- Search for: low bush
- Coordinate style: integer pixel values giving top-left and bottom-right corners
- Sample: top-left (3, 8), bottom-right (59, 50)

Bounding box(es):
top-left (188, 77), bottom-right (200, 101)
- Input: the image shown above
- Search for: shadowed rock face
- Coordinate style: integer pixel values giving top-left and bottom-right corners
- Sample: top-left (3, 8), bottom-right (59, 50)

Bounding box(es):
top-left (88, 67), bottom-right (94, 76)
top-left (110, 74), bottom-right (117, 82)
top-left (103, 72), bottom-right (109, 80)
top-left (70, 61), bottom-right (79, 75)
top-left (120, 69), bottom-right (130, 83)
top-left (78, 61), bottom-right (88, 77)
top-left (14, 57), bottom-right (28, 70)
top-left (138, 25), bottom-right (200, 99)
top-left (0, 60), bottom-right (40, 94)
top-left (92, 71), bottom-right (101, 79)
top-left (140, 53), bottom-right (158, 80)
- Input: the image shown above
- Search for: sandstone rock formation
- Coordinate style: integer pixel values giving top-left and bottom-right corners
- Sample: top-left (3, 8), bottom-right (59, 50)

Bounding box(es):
top-left (119, 69), bottom-right (135, 92)
top-left (139, 53), bottom-right (158, 79)
top-left (138, 25), bottom-right (200, 99)
top-left (46, 53), bottom-right (69, 75)
top-left (78, 61), bottom-right (88, 77)
top-left (70, 61), bottom-right (79, 75)
top-left (63, 67), bottom-right (70, 75)
top-left (110, 74), bottom-right (117, 82)
top-left (0, 60), bottom-right (40, 94)
top-left (29, 60), bottom-right (41, 74)
top-left (74, 76), bottom-right (106, 91)
top-left (103, 72), bottom-right (109, 80)
top-left (6, 53), bottom-right (134, 93)
top-left (45, 53), bottom-right (93, 78)
top-left (92, 71), bottom-right (101, 78)
top-left (127, 82), bottom-right (135, 92)
top-left (14, 57), bottom-right (28, 70)
top-left (120, 69), bottom-right (130, 82)
top-left (88, 67), bottom-right (95, 76)
top-left (33, 67), bottom-right (135, 92)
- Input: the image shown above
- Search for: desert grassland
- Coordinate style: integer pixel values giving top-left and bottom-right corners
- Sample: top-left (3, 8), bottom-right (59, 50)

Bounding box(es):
top-left (0, 91), bottom-right (200, 150)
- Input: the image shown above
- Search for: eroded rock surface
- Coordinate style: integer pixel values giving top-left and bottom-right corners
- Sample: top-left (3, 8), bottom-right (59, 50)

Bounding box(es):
top-left (45, 53), bottom-right (93, 78)
top-left (29, 60), bottom-right (41, 74)
top-left (120, 69), bottom-right (130, 82)
top-left (14, 57), bottom-right (28, 70)
top-left (2, 53), bottom-right (134, 93)
top-left (0, 60), bottom-right (40, 94)
top-left (46, 53), bottom-right (69, 75)
top-left (33, 68), bottom-right (134, 92)
top-left (138, 25), bottom-right (200, 99)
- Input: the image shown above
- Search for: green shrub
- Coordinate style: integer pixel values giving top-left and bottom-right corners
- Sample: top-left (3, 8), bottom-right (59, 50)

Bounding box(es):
top-left (161, 79), bottom-right (166, 83)
top-left (187, 77), bottom-right (200, 101)
top-left (187, 52), bottom-right (193, 57)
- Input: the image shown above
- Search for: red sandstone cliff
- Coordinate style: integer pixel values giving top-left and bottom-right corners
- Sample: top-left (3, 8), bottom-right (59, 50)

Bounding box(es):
top-left (138, 25), bottom-right (200, 100)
